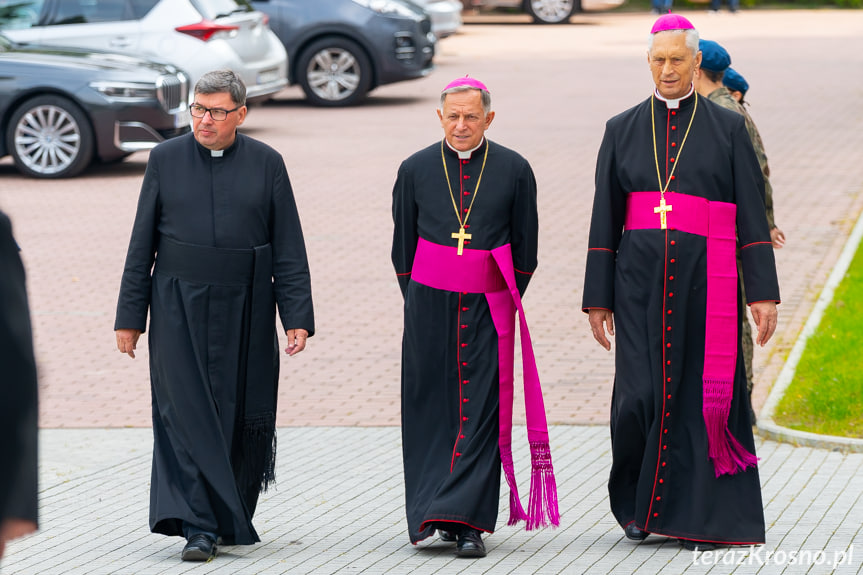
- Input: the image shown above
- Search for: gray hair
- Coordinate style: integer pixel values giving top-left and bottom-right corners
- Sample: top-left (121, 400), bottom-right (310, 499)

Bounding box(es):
top-left (440, 86), bottom-right (492, 115)
top-left (195, 69), bottom-right (247, 107)
top-left (648, 28), bottom-right (700, 58)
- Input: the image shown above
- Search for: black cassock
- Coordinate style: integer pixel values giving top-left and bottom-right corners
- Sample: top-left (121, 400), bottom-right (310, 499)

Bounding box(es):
top-left (115, 133), bottom-right (314, 545)
top-left (583, 92), bottom-right (780, 544)
top-left (392, 139), bottom-right (538, 543)
top-left (0, 211), bottom-right (38, 531)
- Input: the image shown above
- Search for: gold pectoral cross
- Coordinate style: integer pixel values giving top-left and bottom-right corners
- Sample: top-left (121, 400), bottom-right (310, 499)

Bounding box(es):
top-left (452, 226), bottom-right (472, 256)
top-left (654, 197), bottom-right (673, 230)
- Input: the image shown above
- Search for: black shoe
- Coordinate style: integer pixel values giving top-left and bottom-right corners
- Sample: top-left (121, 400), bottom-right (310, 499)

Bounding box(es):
top-left (439, 530), bottom-right (457, 542)
top-left (181, 533), bottom-right (217, 561)
top-left (456, 529), bottom-right (486, 558)
top-left (624, 523), bottom-right (649, 541)
top-left (679, 538), bottom-right (716, 551)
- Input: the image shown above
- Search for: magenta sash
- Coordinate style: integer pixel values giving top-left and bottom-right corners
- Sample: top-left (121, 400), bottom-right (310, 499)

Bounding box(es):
top-left (411, 237), bottom-right (560, 529)
top-left (625, 192), bottom-right (757, 477)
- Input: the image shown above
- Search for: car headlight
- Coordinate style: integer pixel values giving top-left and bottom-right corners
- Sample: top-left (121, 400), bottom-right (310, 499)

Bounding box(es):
top-left (352, 0), bottom-right (419, 19)
top-left (90, 82), bottom-right (157, 101)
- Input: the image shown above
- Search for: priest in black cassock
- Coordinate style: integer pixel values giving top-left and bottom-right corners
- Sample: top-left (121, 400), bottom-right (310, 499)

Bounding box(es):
top-left (115, 70), bottom-right (314, 562)
top-left (0, 210), bottom-right (39, 560)
top-left (392, 76), bottom-right (559, 559)
top-left (583, 15), bottom-right (780, 551)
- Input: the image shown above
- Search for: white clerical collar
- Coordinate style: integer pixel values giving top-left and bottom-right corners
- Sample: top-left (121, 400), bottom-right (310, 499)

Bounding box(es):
top-left (653, 84), bottom-right (694, 109)
top-left (210, 149), bottom-right (224, 157)
top-left (445, 137), bottom-right (484, 160)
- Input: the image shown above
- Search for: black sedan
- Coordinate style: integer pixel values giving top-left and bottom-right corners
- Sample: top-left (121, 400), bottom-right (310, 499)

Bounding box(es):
top-left (251, 0), bottom-right (436, 106)
top-left (0, 34), bottom-right (190, 178)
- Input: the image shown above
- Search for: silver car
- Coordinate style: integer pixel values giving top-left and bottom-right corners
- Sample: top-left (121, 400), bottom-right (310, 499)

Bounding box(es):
top-left (410, 0), bottom-right (463, 38)
top-left (462, 0), bottom-right (626, 24)
top-left (0, 0), bottom-right (288, 103)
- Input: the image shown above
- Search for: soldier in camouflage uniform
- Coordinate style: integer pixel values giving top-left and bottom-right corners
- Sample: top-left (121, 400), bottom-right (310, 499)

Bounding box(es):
top-left (694, 40), bottom-right (785, 421)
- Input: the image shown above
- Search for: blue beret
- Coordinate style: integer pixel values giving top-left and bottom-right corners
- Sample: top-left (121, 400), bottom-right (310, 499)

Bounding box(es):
top-left (723, 67), bottom-right (749, 95)
top-left (699, 39), bottom-right (731, 72)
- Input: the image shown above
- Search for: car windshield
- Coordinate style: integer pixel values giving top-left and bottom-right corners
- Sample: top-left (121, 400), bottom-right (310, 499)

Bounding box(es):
top-left (190, 0), bottom-right (252, 20)
top-left (0, 0), bottom-right (45, 29)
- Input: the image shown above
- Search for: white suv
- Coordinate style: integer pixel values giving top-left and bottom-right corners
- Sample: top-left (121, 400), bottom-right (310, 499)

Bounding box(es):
top-left (0, 0), bottom-right (288, 103)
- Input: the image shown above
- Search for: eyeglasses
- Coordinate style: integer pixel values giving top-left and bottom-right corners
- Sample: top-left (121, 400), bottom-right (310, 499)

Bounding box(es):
top-left (190, 103), bottom-right (241, 121)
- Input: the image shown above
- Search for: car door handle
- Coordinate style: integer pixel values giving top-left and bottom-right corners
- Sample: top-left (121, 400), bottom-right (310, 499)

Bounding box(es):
top-left (109, 37), bottom-right (132, 48)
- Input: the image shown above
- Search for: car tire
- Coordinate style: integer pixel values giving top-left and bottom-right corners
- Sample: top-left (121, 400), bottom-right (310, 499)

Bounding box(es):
top-left (6, 95), bottom-right (94, 178)
top-left (524, 0), bottom-right (577, 24)
top-left (296, 36), bottom-right (373, 107)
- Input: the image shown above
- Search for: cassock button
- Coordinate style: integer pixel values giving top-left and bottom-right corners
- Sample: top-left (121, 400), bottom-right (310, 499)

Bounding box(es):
top-left (465, 240), bottom-right (471, 245)
top-left (667, 377), bottom-right (671, 382)
top-left (669, 292), bottom-right (673, 297)
top-left (667, 326), bottom-right (671, 331)
top-left (460, 434), bottom-right (465, 439)
top-left (462, 416), bottom-right (468, 421)
top-left (463, 191), bottom-right (470, 196)
top-left (671, 176), bottom-right (676, 180)
top-left (462, 380), bottom-right (469, 384)
top-left (461, 324), bottom-right (468, 329)
top-left (654, 512), bottom-right (659, 517)
top-left (667, 310), bottom-right (672, 315)
top-left (667, 394), bottom-right (672, 399)
top-left (462, 362), bottom-right (468, 366)
top-left (659, 478), bottom-right (664, 483)
top-left (672, 126), bottom-right (677, 130)
top-left (670, 240), bottom-right (676, 245)
top-left (464, 225), bottom-right (471, 229)
top-left (656, 496), bottom-right (661, 501)
top-left (663, 428), bottom-right (668, 434)
top-left (666, 412), bottom-right (670, 417)
top-left (463, 398), bottom-right (469, 403)
top-left (462, 307), bottom-right (469, 311)
top-left (669, 276), bottom-right (674, 281)
top-left (461, 343), bottom-right (468, 348)
top-left (671, 111), bottom-right (676, 116)
top-left (666, 360), bottom-right (671, 365)
top-left (456, 452), bottom-right (461, 456)
top-left (661, 461), bottom-right (667, 467)
top-left (670, 258), bottom-right (675, 263)
top-left (671, 142), bottom-right (676, 147)
top-left (669, 157), bottom-right (675, 162)
top-left (463, 175), bottom-right (470, 179)
top-left (464, 208), bottom-right (469, 213)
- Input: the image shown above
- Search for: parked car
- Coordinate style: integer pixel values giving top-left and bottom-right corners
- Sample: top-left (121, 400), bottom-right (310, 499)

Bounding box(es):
top-left (0, 0), bottom-right (287, 103)
top-left (461, 0), bottom-right (625, 24)
top-left (0, 34), bottom-right (190, 178)
top-left (409, 0), bottom-right (463, 38)
top-left (251, 0), bottom-right (436, 106)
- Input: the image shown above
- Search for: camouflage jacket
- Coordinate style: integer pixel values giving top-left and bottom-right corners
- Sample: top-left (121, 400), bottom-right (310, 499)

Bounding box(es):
top-left (708, 87), bottom-right (775, 229)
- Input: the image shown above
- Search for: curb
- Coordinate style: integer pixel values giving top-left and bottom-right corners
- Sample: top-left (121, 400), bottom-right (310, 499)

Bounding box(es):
top-left (756, 205), bottom-right (863, 453)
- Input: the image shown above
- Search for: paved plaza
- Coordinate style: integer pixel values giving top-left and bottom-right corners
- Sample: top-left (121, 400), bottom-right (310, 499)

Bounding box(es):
top-left (2, 8), bottom-right (863, 574)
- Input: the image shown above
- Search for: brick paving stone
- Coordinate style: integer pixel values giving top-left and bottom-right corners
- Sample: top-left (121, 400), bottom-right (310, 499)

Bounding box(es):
top-left (1, 11), bottom-right (863, 429)
top-left (3, 427), bottom-right (863, 574)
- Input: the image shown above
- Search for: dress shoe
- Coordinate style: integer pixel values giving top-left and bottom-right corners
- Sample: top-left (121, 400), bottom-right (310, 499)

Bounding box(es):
top-left (624, 523), bottom-right (649, 541)
top-left (679, 538), bottom-right (716, 551)
top-left (456, 529), bottom-right (486, 558)
top-left (181, 533), bottom-right (217, 561)
top-left (438, 530), bottom-right (457, 542)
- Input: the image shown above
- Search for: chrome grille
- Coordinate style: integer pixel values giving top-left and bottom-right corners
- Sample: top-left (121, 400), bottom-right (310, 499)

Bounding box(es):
top-left (156, 73), bottom-right (189, 113)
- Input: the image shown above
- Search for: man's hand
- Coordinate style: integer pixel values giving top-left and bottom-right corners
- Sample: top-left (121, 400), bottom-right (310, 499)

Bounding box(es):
top-left (285, 328), bottom-right (309, 356)
top-left (116, 328), bottom-right (142, 358)
top-left (0, 518), bottom-right (37, 559)
top-left (770, 227), bottom-right (786, 249)
top-left (750, 301), bottom-right (778, 347)
top-left (588, 309), bottom-right (615, 351)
